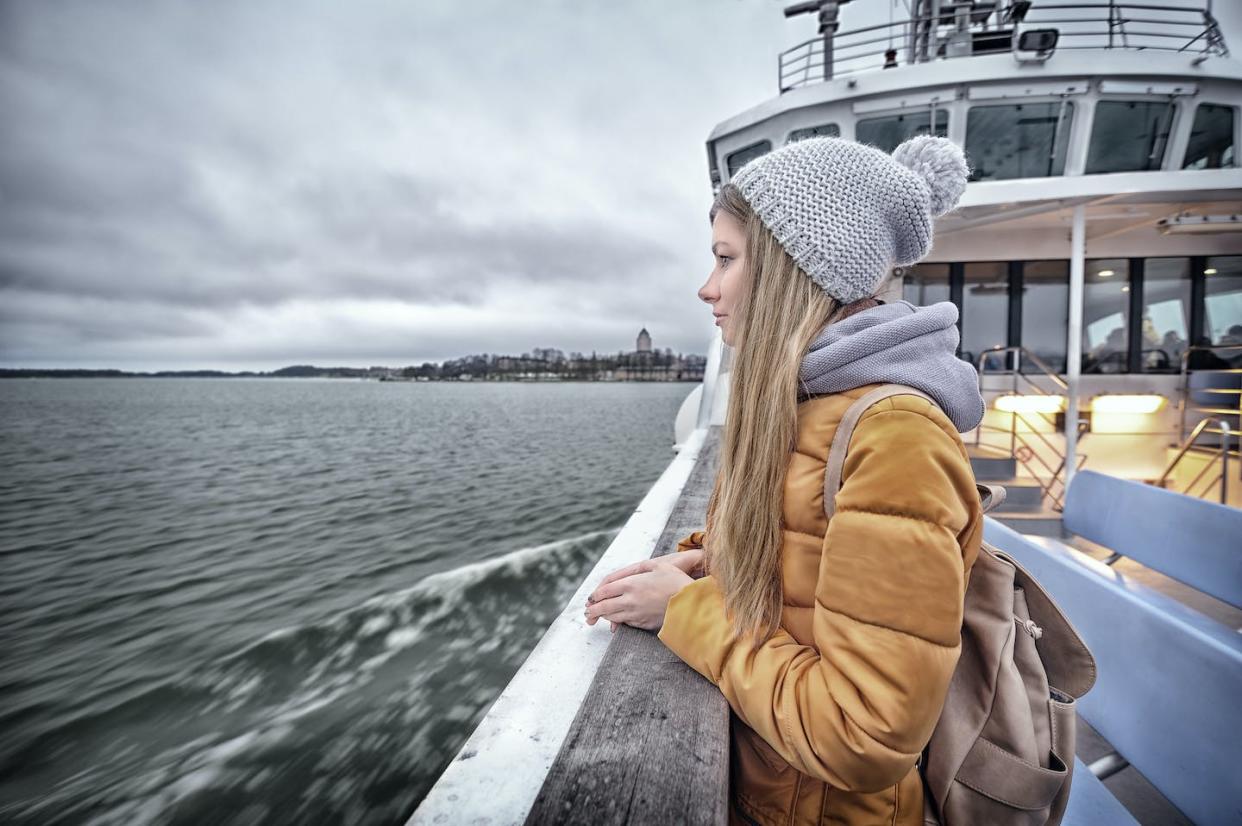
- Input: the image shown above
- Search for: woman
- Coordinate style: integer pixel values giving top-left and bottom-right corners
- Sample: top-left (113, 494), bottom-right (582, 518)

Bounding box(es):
top-left (584, 135), bottom-right (987, 825)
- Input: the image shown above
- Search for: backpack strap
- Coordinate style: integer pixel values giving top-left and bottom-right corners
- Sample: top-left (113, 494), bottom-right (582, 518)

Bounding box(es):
top-left (823, 383), bottom-right (1005, 519)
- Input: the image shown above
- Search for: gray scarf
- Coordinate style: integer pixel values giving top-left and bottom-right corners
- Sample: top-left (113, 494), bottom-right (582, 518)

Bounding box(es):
top-left (798, 299), bottom-right (985, 433)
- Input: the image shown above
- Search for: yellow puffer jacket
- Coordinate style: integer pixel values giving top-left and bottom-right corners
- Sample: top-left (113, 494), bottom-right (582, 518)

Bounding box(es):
top-left (657, 383), bottom-right (984, 826)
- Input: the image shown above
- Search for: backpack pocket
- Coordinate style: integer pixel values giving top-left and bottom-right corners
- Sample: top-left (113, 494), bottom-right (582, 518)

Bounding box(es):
top-left (1045, 687), bottom-right (1078, 824)
top-left (938, 588), bottom-right (1074, 825)
top-left (945, 731), bottom-right (1070, 824)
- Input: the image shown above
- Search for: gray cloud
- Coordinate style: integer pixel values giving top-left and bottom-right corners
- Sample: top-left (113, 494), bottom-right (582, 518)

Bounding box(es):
top-left (3, 0), bottom-right (788, 368)
top-left (7, 1), bottom-right (1230, 369)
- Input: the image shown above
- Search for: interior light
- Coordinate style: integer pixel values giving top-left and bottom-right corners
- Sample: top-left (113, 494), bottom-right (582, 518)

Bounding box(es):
top-left (1205, 268), bottom-right (1217, 275)
top-left (1090, 394), bottom-right (1166, 413)
top-left (1098, 270), bottom-right (1114, 277)
top-left (994, 394), bottom-right (1065, 414)
top-left (1157, 214), bottom-right (1242, 234)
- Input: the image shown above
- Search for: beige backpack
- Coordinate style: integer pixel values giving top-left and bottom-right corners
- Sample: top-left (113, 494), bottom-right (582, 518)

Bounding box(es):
top-left (823, 383), bottom-right (1097, 826)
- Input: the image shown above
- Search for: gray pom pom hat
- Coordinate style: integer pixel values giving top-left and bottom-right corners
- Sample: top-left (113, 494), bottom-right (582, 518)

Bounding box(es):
top-left (730, 134), bottom-right (972, 304)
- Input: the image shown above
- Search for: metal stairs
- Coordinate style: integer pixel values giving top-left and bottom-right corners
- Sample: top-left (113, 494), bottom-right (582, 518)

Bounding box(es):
top-left (1181, 367), bottom-right (1242, 448)
top-left (967, 444), bottom-right (1066, 538)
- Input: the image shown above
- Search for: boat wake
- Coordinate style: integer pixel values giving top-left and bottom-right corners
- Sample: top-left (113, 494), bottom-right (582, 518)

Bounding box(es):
top-left (0, 528), bottom-right (620, 826)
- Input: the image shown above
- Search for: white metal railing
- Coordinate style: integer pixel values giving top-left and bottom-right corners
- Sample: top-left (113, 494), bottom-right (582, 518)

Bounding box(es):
top-left (408, 328), bottom-right (722, 825)
top-left (1177, 341), bottom-right (1242, 443)
top-left (974, 345), bottom-right (1084, 510)
top-left (1158, 417), bottom-right (1235, 503)
top-left (778, 1), bottom-right (1229, 91)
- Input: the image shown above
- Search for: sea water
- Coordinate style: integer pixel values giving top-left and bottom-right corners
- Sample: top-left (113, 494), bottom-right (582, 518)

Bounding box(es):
top-left (0, 378), bottom-right (689, 824)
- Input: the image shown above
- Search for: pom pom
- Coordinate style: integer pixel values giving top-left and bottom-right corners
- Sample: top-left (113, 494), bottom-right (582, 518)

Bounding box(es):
top-left (891, 135), bottom-right (971, 217)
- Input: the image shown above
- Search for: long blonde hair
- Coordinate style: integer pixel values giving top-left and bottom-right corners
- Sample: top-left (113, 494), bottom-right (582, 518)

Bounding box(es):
top-left (703, 183), bottom-right (858, 647)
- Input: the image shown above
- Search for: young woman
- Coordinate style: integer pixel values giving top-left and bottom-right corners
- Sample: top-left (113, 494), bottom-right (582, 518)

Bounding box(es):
top-left (585, 135), bottom-right (987, 825)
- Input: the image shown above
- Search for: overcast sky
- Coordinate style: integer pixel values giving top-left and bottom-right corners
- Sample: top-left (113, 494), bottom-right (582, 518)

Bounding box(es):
top-left (2, 1), bottom-right (1238, 370)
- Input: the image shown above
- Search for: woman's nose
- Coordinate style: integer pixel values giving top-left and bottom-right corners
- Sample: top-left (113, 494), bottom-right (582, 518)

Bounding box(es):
top-left (698, 274), bottom-right (717, 304)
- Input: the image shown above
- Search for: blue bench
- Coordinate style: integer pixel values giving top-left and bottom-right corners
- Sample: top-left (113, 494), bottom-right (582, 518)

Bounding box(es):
top-left (984, 469), bottom-right (1242, 826)
top-left (1061, 469), bottom-right (1242, 610)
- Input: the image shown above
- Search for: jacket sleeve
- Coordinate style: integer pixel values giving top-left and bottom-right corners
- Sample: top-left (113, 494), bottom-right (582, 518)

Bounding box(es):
top-left (674, 530), bottom-right (705, 552)
top-left (671, 530), bottom-right (706, 577)
top-left (657, 406), bottom-right (979, 793)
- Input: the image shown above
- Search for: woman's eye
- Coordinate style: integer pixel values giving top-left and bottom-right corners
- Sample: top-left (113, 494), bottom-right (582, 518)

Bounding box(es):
top-left (718, 255), bottom-right (732, 266)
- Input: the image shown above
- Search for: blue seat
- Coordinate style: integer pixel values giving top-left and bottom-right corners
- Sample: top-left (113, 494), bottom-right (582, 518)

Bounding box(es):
top-left (1061, 469), bottom-right (1242, 609)
top-left (1063, 758), bottom-right (1138, 825)
top-left (986, 518), bottom-right (1242, 826)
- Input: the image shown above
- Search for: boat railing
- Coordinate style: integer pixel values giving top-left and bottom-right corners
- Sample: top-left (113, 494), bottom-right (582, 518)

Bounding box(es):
top-left (778, 1), bottom-right (1228, 92)
top-left (1177, 341), bottom-right (1242, 443)
top-left (974, 345), bottom-right (1084, 510)
top-left (1158, 417), bottom-right (1234, 503)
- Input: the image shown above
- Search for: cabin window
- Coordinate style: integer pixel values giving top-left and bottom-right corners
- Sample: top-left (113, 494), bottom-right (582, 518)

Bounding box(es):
top-left (1183, 103), bottom-right (1236, 169)
top-left (965, 101), bottom-right (1074, 181)
top-left (1081, 259), bottom-right (1131, 373)
top-left (962, 262), bottom-right (1009, 370)
top-left (855, 109), bottom-right (948, 153)
top-left (1021, 260), bottom-right (1070, 374)
top-left (902, 262), bottom-right (951, 306)
top-left (1140, 258), bottom-right (1192, 372)
top-left (1205, 256), bottom-right (1242, 367)
top-left (787, 124), bottom-right (840, 143)
top-left (726, 140), bottom-right (772, 179)
top-left (1085, 100), bottom-right (1176, 174)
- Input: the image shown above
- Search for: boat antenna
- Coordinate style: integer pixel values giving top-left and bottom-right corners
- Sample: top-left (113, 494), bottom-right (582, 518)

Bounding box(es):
top-left (783, 0), bottom-right (855, 81)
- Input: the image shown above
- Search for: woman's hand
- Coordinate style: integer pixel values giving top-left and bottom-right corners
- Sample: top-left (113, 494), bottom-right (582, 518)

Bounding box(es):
top-left (584, 558), bottom-right (695, 633)
top-left (664, 547), bottom-right (706, 579)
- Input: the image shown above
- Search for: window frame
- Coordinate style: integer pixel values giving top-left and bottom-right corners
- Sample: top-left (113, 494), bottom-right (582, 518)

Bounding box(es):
top-left (964, 98), bottom-right (1076, 181)
top-left (1181, 101), bottom-right (1238, 170)
top-left (1084, 97), bottom-right (1180, 174)
top-left (724, 139), bottom-right (772, 180)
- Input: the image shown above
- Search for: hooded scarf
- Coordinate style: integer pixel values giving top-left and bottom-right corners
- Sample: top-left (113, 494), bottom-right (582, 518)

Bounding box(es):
top-left (798, 299), bottom-right (986, 433)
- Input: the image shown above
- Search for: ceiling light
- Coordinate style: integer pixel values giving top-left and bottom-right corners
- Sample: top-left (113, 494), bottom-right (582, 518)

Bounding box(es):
top-left (1157, 214), bottom-right (1242, 234)
top-left (995, 394), bottom-right (1065, 414)
top-left (1090, 394), bottom-right (1166, 413)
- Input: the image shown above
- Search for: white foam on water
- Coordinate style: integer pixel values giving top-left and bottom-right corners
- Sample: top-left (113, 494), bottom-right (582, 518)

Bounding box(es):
top-left (46, 527), bottom-right (623, 826)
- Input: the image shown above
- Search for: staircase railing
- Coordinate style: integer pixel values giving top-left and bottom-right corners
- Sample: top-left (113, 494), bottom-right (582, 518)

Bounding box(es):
top-left (1177, 342), bottom-right (1242, 443)
top-left (974, 346), bottom-right (1082, 510)
top-left (1158, 417), bottom-right (1235, 504)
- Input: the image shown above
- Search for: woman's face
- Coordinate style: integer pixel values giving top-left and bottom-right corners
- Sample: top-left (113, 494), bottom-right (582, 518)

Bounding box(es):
top-left (699, 210), bottom-right (748, 347)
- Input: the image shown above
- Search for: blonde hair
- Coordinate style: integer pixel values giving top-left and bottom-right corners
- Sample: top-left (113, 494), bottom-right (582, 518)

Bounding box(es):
top-left (703, 183), bottom-right (861, 646)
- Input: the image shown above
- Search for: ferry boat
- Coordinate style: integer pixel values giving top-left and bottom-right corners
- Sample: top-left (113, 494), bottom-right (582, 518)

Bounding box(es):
top-left (411, 2), bottom-right (1241, 824)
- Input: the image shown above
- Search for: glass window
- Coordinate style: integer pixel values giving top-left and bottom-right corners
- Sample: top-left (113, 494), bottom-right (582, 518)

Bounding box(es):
top-left (1140, 258), bottom-right (1191, 372)
top-left (1085, 100), bottom-right (1175, 173)
top-left (962, 262), bottom-right (1008, 370)
top-left (965, 101), bottom-right (1074, 181)
top-left (787, 123), bottom-right (840, 143)
top-left (1082, 259), bottom-right (1130, 373)
top-left (1021, 260), bottom-right (1069, 374)
top-left (726, 140), bottom-right (771, 179)
top-left (856, 109), bottom-right (949, 153)
top-left (901, 262), bottom-right (950, 306)
top-left (1183, 104), bottom-right (1236, 169)
top-left (1205, 255), bottom-right (1242, 367)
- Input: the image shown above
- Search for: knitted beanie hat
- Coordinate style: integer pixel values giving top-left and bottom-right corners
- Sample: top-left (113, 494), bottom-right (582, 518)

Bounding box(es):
top-left (730, 134), bottom-right (971, 304)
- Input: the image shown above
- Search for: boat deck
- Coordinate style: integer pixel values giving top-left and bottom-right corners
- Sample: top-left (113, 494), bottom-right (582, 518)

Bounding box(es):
top-left (524, 426), bottom-right (1219, 825)
top-left (414, 422), bottom-right (1228, 824)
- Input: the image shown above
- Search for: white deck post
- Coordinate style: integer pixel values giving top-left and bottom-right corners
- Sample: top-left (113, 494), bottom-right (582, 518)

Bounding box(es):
top-left (1065, 204), bottom-right (1085, 489)
top-left (697, 327), bottom-right (725, 430)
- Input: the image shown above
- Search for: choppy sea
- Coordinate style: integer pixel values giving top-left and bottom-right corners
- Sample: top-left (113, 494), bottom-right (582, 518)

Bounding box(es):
top-left (0, 378), bottom-right (691, 824)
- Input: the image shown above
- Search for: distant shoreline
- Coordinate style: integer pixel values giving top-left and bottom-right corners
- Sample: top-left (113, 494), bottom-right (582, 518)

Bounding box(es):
top-left (0, 368), bottom-right (702, 382)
